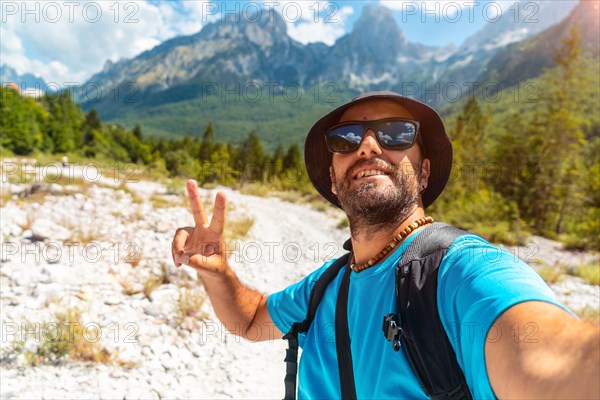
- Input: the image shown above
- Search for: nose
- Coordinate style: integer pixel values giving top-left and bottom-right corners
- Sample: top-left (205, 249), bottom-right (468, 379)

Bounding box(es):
top-left (357, 129), bottom-right (382, 157)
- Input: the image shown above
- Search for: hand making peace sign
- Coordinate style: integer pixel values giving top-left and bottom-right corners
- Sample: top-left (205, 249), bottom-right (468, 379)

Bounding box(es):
top-left (171, 179), bottom-right (228, 275)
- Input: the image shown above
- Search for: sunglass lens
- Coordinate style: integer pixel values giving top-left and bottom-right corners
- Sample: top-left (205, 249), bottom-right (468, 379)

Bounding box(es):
top-left (326, 125), bottom-right (363, 152)
top-left (377, 121), bottom-right (417, 149)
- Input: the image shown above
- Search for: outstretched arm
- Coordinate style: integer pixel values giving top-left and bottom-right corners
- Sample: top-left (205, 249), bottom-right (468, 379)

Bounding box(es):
top-left (171, 179), bottom-right (283, 342)
top-left (485, 301), bottom-right (600, 399)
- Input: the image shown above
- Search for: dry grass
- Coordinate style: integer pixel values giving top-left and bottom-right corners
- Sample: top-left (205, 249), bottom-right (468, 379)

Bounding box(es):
top-left (225, 215), bottom-right (255, 244)
top-left (115, 183), bottom-right (144, 204)
top-left (535, 259), bottom-right (600, 286)
top-left (308, 198), bottom-right (331, 213)
top-left (149, 194), bottom-right (185, 209)
top-left (0, 190), bottom-right (13, 206)
top-left (238, 183), bottom-right (271, 197)
top-left (576, 307), bottom-right (600, 324)
top-left (119, 278), bottom-right (142, 296)
top-left (176, 287), bottom-right (209, 325)
top-left (164, 177), bottom-right (187, 196)
top-left (534, 261), bottom-right (568, 284)
top-left (7, 308), bottom-right (119, 366)
top-left (337, 217), bottom-right (349, 229)
top-left (124, 244), bottom-right (143, 268)
top-left (271, 190), bottom-right (305, 203)
top-left (572, 263), bottom-right (600, 286)
top-left (142, 263), bottom-right (170, 300)
top-left (142, 276), bottom-right (163, 301)
top-left (67, 225), bottom-right (103, 244)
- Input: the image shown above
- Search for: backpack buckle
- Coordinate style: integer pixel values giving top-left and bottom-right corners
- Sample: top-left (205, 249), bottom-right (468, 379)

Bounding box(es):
top-left (382, 313), bottom-right (403, 352)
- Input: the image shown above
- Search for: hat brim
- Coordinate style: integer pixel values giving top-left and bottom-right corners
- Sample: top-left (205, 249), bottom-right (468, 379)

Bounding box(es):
top-left (304, 92), bottom-right (453, 209)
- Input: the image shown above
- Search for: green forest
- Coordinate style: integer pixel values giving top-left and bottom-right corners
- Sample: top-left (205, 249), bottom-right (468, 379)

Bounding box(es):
top-left (1, 31), bottom-right (598, 250)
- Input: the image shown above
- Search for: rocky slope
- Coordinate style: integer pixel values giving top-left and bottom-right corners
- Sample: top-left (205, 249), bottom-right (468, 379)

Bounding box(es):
top-left (0, 160), bottom-right (598, 399)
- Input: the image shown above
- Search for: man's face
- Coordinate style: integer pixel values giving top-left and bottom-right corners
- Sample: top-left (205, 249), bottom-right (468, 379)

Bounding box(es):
top-left (330, 99), bottom-right (430, 231)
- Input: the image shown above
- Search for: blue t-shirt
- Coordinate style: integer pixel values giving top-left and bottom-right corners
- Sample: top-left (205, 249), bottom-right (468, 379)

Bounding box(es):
top-left (267, 232), bottom-right (569, 399)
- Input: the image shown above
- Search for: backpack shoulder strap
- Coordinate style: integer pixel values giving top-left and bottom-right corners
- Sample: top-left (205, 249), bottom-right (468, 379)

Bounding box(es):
top-left (283, 252), bottom-right (350, 400)
top-left (304, 252), bottom-right (351, 332)
top-left (399, 222), bottom-right (467, 264)
top-left (393, 222), bottom-right (473, 400)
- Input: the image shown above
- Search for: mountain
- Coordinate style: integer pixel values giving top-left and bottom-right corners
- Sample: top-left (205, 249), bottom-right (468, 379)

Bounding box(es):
top-left (431, 0), bottom-right (580, 86)
top-left (86, 11), bottom-right (315, 97)
top-left (480, 0), bottom-right (600, 89)
top-left (1, 64), bottom-right (50, 92)
top-left (79, 1), bottom-right (590, 147)
top-left (313, 5), bottom-right (449, 89)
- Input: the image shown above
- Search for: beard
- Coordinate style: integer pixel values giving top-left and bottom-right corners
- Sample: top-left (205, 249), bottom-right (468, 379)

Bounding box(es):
top-left (332, 157), bottom-right (422, 239)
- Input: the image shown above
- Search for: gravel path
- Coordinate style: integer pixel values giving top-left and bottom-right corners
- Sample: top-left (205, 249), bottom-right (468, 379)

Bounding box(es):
top-left (0, 171), bottom-right (597, 399)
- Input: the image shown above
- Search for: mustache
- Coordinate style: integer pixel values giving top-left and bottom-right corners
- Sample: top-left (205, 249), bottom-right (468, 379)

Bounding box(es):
top-left (345, 158), bottom-right (396, 180)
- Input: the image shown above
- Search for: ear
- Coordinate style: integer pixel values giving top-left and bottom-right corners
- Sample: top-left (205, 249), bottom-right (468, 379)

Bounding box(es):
top-left (330, 166), bottom-right (337, 195)
top-left (420, 158), bottom-right (431, 190)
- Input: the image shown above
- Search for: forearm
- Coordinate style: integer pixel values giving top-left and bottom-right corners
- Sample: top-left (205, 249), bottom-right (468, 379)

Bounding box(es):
top-left (515, 320), bottom-right (599, 399)
top-left (487, 302), bottom-right (600, 399)
top-left (197, 264), bottom-right (265, 339)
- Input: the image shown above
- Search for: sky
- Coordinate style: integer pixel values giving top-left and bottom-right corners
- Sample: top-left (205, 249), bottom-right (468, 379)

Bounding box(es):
top-left (0, 0), bottom-right (573, 85)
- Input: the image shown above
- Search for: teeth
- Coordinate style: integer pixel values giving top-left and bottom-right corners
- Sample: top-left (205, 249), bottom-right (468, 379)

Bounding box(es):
top-left (357, 169), bottom-right (387, 178)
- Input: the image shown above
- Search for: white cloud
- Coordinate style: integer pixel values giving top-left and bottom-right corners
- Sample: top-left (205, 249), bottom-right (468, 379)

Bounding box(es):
top-left (0, 25), bottom-right (69, 83)
top-left (0, 0), bottom-right (215, 84)
top-left (1, 0), bottom-right (351, 84)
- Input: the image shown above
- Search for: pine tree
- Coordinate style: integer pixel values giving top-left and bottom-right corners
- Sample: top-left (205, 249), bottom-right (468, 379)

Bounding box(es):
top-left (42, 90), bottom-right (83, 153)
top-left (200, 122), bottom-right (216, 162)
top-left (82, 108), bottom-right (102, 147)
top-left (132, 124), bottom-right (143, 140)
top-left (271, 144), bottom-right (285, 178)
top-left (239, 132), bottom-right (265, 182)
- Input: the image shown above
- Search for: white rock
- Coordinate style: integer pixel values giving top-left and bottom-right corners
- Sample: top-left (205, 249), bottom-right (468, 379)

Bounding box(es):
top-left (125, 387), bottom-right (160, 400)
top-left (159, 350), bottom-right (179, 371)
top-left (103, 296), bottom-right (122, 306)
top-left (119, 346), bottom-right (143, 366)
top-left (30, 218), bottom-right (71, 242)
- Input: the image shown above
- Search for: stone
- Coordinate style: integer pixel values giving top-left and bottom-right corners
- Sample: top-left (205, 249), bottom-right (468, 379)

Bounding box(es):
top-left (30, 218), bottom-right (71, 242)
top-left (159, 350), bottom-right (179, 371)
top-left (104, 296), bottom-right (122, 306)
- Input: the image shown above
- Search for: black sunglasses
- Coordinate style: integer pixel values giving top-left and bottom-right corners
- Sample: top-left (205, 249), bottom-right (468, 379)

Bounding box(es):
top-left (325, 118), bottom-right (421, 154)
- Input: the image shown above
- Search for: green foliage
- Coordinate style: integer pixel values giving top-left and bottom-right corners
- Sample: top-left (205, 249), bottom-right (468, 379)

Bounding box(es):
top-left (95, 87), bottom-right (356, 152)
top-left (432, 96), bottom-right (529, 244)
top-left (0, 87), bottom-right (46, 154)
top-left (41, 91), bottom-right (84, 153)
top-left (1, 27), bottom-right (596, 251)
top-left (435, 26), bottom-right (598, 249)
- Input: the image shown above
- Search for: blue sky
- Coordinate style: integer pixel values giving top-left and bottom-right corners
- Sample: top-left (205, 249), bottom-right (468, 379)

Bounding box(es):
top-left (0, 1), bottom-right (574, 85)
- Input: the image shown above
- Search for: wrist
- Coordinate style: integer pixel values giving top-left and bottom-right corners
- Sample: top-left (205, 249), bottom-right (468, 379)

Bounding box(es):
top-left (196, 261), bottom-right (231, 281)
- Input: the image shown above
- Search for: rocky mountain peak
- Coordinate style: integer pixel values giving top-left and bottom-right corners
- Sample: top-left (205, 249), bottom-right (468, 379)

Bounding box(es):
top-left (352, 4), bottom-right (407, 46)
top-left (199, 8), bottom-right (288, 45)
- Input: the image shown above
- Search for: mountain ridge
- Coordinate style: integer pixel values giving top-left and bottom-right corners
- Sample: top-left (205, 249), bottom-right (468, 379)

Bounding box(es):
top-left (55, 1), bottom-right (595, 145)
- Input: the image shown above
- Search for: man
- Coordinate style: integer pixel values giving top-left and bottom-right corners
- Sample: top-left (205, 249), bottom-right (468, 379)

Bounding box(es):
top-left (171, 91), bottom-right (599, 399)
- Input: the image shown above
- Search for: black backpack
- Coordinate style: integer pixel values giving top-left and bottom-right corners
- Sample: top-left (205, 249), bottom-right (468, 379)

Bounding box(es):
top-left (282, 223), bottom-right (473, 400)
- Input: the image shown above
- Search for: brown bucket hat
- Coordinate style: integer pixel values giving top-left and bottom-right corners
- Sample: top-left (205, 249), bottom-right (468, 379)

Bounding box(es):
top-left (304, 91), bottom-right (453, 209)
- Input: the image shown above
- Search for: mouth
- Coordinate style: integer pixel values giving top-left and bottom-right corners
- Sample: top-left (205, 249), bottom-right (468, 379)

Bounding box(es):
top-left (354, 168), bottom-right (390, 180)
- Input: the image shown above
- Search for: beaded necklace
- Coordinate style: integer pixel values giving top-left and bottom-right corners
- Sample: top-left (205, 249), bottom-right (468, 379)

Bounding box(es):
top-left (349, 216), bottom-right (434, 272)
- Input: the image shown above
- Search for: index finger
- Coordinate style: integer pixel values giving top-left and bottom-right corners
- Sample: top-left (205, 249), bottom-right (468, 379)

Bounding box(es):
top-left (186, 179), bottom-right (208, 226)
